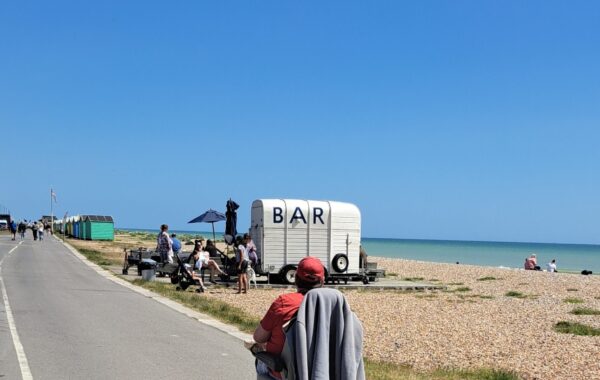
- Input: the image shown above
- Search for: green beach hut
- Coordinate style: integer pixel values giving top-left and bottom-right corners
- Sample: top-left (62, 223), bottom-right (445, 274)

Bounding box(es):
top-left (81, 215), bottom-right (114, 241)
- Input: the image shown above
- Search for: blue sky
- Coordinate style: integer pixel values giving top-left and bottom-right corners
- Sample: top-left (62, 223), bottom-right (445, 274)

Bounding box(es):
top-left (1, 1), bottom-right (599, 244)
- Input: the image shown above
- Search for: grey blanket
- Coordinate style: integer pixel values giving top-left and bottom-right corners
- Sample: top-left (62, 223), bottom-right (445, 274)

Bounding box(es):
top-left (282, 288), bottom-right (365, 380)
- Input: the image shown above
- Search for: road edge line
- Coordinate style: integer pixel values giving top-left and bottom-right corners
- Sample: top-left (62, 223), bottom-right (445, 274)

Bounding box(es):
top-left (0, 241), bottom-right (33, 380)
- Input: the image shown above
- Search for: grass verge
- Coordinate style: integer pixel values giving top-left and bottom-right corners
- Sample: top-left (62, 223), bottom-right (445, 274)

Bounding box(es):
top-left (131, 280), bottom-right (260, 333)
top-left (77, 248), bottom-right (119, 267)
top-left (553, 321), bottom-right (600, 336)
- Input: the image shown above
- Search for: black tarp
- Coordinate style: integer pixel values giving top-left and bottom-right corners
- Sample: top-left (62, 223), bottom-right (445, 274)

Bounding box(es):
top-left (225, 199), bottom-right (239, 240)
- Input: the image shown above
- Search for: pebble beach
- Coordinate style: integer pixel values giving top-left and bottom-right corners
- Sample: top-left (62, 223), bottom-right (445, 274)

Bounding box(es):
top-left (208, 257), bottom-right (600, 380)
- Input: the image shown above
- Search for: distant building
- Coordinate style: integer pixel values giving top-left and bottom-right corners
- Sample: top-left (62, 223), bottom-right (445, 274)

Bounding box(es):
top-left (41, 215), bottom-right (57, 223)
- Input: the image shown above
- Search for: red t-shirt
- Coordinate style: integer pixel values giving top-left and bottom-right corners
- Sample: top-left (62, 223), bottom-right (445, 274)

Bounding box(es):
top-left (260, 292), bottom-right (304, 355)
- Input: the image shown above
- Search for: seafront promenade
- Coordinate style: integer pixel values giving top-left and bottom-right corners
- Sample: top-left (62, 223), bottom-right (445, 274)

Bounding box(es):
top-left (0, 234), bottom-right (255, 379)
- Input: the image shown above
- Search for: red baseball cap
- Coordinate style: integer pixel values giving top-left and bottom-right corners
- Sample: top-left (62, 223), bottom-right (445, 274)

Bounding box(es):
top-left (296, 256), bottom-right (325, 283)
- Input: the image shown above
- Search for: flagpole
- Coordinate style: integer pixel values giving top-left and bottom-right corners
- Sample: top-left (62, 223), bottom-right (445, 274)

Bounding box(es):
top-left (50, 187), bottom-right (54, 234)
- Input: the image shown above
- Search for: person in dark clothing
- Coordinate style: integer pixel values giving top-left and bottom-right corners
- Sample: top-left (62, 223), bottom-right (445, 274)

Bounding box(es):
top-left (9, 220), bottom-right (17, 240)
top-left (18, 221), bottom-right (26, 239)
top-left (205, 239), bottom-right (224, 258)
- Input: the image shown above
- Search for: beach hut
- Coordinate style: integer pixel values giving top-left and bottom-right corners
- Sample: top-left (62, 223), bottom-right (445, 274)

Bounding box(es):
top-left (81, 215), bottom-right (114, 241)
top-left (73, 216), bottom-right (81, 239)
top-left (67, 217), bottom-right (74, 237)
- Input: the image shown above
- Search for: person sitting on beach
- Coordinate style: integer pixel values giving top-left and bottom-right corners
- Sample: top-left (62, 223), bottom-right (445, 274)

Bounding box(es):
top-left (182, 256), bottom-right (207, 293)
top-left (191, 241), bottom-right (225, 284)
top-left (547, 259), bottom-right (557, 273)
top-left (252, 256), bottom-right (325, 379)
top-left (524, 254), bottom-right (540, 271)
top-left (170, 233), bottom-right (182, 254)
top-left (205, 239), bottom-right (224, 259)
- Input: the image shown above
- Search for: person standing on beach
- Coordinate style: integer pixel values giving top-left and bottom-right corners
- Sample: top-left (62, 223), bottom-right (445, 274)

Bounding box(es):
top-left (171, 233), bottom-right (182, 254)
top-left (156, 224), bottom-right (174, 263)
top-left (244, 233), bottom-right (258, 268)
top-left (236, 235), bottom-right (250, 293)
top-left (547, 259), bottom-right (557, 273)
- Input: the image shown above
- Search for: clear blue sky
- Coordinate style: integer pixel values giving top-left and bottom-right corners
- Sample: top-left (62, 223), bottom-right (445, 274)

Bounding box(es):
top-left (1, 1), bottom-right (599, 244)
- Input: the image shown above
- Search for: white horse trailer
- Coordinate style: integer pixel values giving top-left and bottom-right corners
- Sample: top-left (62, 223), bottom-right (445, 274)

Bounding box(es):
top-left (249, 199), bottom-right (364, 284)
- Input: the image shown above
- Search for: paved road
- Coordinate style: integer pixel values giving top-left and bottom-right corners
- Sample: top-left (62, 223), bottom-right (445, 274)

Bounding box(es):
top-left (0, 234), bottom-right (256, 379)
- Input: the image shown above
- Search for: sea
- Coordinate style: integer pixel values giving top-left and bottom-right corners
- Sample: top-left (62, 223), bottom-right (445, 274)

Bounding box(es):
top-left (119, 228), bottom-right (600, 273)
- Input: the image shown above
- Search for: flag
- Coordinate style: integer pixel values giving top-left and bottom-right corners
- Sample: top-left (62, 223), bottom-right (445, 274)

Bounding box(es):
top-left (51, 189), bottom-right (57, 203)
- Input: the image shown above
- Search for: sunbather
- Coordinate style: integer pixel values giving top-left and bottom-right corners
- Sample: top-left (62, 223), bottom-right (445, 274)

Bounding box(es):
top-left (192, 242), bottom-right (225, 284)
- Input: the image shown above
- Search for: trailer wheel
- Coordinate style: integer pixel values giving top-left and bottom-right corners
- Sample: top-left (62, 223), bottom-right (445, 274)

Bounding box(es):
top-left (332, 254), bottom-right (349, 272)
top-left (280, 266), bottom-right (297, 285)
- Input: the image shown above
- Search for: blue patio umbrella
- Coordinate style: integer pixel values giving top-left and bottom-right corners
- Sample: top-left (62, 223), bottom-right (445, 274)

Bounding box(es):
top-left (188, 209), bottom-right (226, 241)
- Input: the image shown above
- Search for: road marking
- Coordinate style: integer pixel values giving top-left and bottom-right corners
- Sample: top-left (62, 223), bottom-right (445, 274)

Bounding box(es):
top-left (0, 241), bottom-right (33, 380)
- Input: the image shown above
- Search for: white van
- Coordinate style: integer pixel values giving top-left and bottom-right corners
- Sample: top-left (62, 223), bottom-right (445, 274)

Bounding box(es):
top-left (249, 199), bottom-right (362, 284)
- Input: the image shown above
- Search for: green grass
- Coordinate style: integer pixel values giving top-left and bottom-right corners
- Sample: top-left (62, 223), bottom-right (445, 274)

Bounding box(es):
top-left (477, 276), bottom-right (499, 281)
top-left (505, 291), bottom-right (527, 298)
top-left (448, 282), bottom-right (464, 286)
top-left (455, 287), bottom-right (471, 292)
top-left (415, 294), bottom-right (438, 299)
top-left (131, 280), bottom-right (260, 333)
top-left (553, 321), bottom-right (600, 336)
top-left (364, 359), bottom-right (520, 380)
top-left (428, 278), bottom-right (440, 282)
top-left (570, 307), bottom-right (600, 316)
top-left (563, 297), bottom-right (585, 304)
top-left (77, 248), bottom-right (118, 266)
top-left (402, 277), bottom-right (425, 282)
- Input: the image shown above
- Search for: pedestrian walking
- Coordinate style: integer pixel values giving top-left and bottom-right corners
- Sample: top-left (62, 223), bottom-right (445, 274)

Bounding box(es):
top-left (18, 221), bottom-right (26, 239)
top-left (9, 219), bottom-right (17, 240)
top-left (38, 221), bottom-right (44, 241)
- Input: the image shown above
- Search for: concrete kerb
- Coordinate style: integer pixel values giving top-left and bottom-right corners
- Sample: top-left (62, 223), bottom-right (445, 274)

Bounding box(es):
top-left (55, 236), bottom-right (253, 343)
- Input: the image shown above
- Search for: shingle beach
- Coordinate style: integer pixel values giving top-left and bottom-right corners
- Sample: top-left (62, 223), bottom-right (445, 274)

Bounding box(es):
top-left (208, 257), bottom-right (600, 380)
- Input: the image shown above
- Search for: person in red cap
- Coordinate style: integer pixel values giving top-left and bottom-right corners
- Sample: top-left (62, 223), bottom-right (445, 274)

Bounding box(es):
top-left (252, 256), bottom-right (325, 379)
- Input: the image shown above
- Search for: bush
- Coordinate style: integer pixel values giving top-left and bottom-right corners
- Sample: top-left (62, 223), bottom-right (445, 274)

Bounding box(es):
top-left (477, 276), bottom-right (498, 281)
